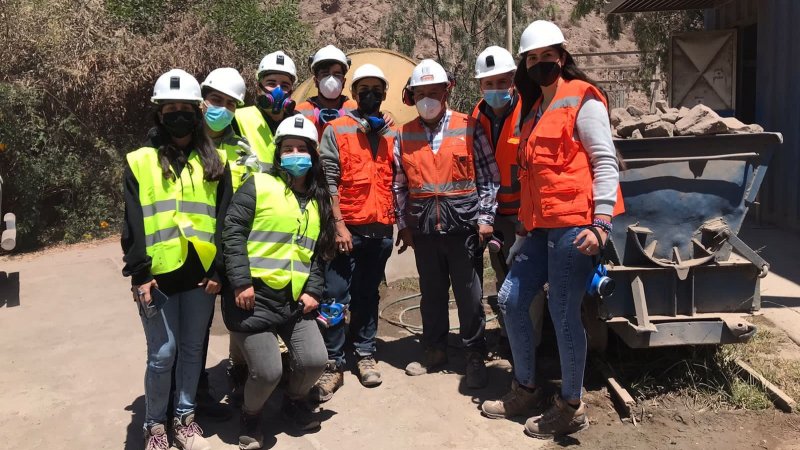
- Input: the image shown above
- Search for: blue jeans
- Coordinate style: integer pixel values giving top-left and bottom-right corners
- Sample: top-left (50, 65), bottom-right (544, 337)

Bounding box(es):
top-left (140, 287), bottom-right (215, 427)
top-left (498, 227), bottom-right (593, 401)
top-left (322, 233), bottom-right (393, 368)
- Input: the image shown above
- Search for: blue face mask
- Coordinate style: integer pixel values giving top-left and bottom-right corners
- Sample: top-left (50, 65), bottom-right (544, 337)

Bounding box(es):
top-left (280, 153), bottom-right (313, 177)
top-left (204, 103), bottom-right (234, 132)
top-left (483, 89), bottom-right (512, 109)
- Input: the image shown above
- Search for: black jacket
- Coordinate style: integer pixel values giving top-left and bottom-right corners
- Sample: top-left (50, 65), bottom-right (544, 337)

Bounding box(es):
top-left (121, 146), bottom-right (232, 296)
top-left (221, 175), bottom-right (324, 332)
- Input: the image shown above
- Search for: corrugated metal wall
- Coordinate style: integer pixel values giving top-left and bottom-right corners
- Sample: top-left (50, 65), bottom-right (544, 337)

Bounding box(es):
top-left (707, 0), bottom-right (800, 231)
top-left (754, 0), bottom-right (800, 231)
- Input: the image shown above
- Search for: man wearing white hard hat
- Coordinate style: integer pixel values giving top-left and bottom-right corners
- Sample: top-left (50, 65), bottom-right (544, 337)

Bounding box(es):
top-left (471, 45), bottom-right (540, 352)
top-left (310, 64), bottom-right (396, 402)
top-left (233, 51), bottom-right (299, 169)
top-left (481, 20), bottom-right (624, 439)
top-left (296, 45), bottom-right (357, 136)
top-left (393, 59), bottom-right (500, 388)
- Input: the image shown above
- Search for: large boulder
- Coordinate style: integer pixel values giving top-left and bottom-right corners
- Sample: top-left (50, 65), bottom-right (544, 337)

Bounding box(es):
top-left (643, 121), bottom-right (676, 138)
top-left (675, 104), bottom-right (729, 136)
top-left (617, 119), bottom-right (644, 138)
top-left (661, 112), bottom-right (679, 123)
top-left (626, 105), bottom-right (645, 118)
top-left (610, 107), bottom-right (633, 127)
top-left (655, 100), bottom-right (669, 114)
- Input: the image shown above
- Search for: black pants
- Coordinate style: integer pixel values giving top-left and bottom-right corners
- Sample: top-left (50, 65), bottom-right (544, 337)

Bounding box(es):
top-left (413, 232), bottom-right (486, 352)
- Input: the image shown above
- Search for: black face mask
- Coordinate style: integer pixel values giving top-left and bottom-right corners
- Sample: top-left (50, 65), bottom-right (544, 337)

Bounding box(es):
top-left (162, 110), bottom-right (197, 138)
top-left (527, 61), bottom-right (561, 87)
top-left (357, 90), bottom-right (383, 115)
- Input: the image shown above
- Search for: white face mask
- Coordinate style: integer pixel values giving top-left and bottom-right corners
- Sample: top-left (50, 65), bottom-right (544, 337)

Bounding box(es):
top-left (318, 75), bottom-right (343, 99)
top-left (416, 97), bottom-right (443, 121)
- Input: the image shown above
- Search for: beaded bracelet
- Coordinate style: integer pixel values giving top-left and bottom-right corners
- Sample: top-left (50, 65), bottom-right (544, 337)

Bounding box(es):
top-left (592, 218), bottom-right (613, 233)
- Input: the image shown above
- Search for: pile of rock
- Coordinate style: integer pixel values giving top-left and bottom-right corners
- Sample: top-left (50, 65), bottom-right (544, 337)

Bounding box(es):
top-left (611, 101), bottom-right (764, 139)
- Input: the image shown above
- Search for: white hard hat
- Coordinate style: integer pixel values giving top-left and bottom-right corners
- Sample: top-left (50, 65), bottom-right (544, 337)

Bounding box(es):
top-left (151, 69), bottom-right (203, 104)
top-left (409, 59), bottom-right (449, 88)
top-left (309, 45), bottom-right (350, 73)
top-left (257, 51), bottom-right (297, 81)
top-left (518, 20), bottom-right (566, 55)
top-left (201, 68), bottom-right (246, 106)
top-left (275, 115), bottom-right (319, 148)
top-left (351, 64), bottom-right (389, 88)
top-left (475, 46), bottom-right (517, 79)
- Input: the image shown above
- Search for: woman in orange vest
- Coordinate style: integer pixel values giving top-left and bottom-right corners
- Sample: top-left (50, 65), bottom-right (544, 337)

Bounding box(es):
top-left (480, 21), bottom-right (624, 438)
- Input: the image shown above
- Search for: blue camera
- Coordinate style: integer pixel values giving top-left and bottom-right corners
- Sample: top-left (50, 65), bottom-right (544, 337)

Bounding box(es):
top-left (586, 263), bottom-right (615, 298)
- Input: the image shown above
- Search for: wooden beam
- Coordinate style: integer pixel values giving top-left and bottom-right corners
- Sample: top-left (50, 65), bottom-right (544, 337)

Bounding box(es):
top-left (734, 359), bottom-right (796, 413)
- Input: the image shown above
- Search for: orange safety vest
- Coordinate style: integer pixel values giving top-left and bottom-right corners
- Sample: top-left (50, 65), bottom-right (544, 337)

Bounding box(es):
top-left (296, 96), bottom-right (358, 136)
top-left (517, 79), bottom-right (624, 231)
top-left (471, 98), bottom-right (522, 215)
top-left (398, 111), bottom-right (479, 233)
top-left (328, 115), bottom-right (396, 225)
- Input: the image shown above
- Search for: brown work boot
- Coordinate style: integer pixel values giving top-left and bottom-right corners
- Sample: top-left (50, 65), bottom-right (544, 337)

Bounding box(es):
top-left (172, 412), bottom-right (211, 450)
top-left (465, 351), bottom-right (488, 389)
top-left (355, 356), bottom-right (382, 387)
top-left (481, 380), bottom-right (548, 419)
top-left (405, 347), bottom-right (448, 376)
top-left (524, 396), bottom-right (589, 438)
top-left (144, 423), bottom-right (170, 450)
top-left (309, 361), bottom-right (344, 403)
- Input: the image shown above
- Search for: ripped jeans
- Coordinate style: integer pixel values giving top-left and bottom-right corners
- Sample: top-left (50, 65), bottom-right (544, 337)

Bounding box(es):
top-left (497, 227), bottom-right (593, 401)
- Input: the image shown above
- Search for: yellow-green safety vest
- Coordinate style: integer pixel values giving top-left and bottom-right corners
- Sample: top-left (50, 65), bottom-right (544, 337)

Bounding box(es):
top-left (126, 147), bottom-right (223, 275)
top-left (218, 134), bottom-right (252, 192)
top-left (247, 173), bottom-right (320, 301)
top-left (234, 106), bottom-right (275, 168)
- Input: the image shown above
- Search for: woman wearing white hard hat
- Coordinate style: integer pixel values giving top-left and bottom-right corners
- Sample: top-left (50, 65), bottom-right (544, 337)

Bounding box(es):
top-left (481, 20), bottom-right (624, 438)
top-left (222, 115), bottom-right (335, 447)
top-left (122, 68), bottom-right (229, 450)
top-left (233, 51), bottom-right (300, 168)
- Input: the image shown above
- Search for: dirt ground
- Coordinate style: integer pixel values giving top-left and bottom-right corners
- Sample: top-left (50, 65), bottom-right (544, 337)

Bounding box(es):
top-left (2, 225), bottom-right (800, 449)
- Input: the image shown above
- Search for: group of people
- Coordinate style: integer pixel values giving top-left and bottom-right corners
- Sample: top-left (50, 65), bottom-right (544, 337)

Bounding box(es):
top-left (122, 19), bottom-right (623, 450)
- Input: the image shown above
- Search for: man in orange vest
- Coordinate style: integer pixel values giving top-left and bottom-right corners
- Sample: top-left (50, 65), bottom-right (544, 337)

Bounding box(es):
top-left (471, 46), bottom-right (539, 352)
top-left (310, 64), bottom-right (396, 402)
top-left (295, 45), bottom-right (358, 137)
top-left (393, 59), bottom-right (500, 389)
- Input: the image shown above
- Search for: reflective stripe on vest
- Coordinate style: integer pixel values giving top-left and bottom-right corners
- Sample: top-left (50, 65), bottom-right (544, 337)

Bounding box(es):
top-left (398, 112), bottom-right (476, 199)
top-left (328, 115), bottom-right (396, 225)
top-left (126, 147), bottom-right (219, 275)
top-left (472, 98), bottom-right (523, 215)
top-left (517, 79), bottom-right (624, 231)
top-left (247, 173), bottom-right (321, 301)
top-left (234, 106), bottom-right (275, 166)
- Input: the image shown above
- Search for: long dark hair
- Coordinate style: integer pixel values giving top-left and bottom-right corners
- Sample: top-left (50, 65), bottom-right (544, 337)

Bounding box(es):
top-left (515, 44), bottom-right (606, 119)
top-left (149, 104), bottom-right (224, 182)
top-left (270, 140), bottom-right (336, 261)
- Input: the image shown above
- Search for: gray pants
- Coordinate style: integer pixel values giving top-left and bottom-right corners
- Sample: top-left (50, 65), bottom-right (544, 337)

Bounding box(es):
top-left (230, 317), bottom-right (327, 414)
top-left (413, 232), bottom-right (486, 352)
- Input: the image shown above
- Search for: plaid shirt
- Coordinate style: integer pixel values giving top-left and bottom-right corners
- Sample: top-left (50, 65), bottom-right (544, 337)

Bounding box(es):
top-left (392, 109), bottom-right (500, 229)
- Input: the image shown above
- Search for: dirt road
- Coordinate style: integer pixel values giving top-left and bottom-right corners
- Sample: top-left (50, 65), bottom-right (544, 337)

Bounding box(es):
top-left (2, 225), bottom-right (800, 449)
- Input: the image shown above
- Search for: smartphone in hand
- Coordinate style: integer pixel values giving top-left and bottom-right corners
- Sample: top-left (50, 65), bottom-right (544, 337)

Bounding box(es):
top-left (137, 287), bottom-right (169, 319)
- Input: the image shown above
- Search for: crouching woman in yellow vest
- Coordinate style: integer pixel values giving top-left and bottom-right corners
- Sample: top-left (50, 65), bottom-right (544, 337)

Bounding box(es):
top-left (222, 115), bottom-right (335, 447)
top-left (121, 69), bottom-right (231, 450)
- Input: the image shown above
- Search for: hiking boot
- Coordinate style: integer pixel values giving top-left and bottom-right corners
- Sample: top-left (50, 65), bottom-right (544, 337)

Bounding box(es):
top-left (355, 356), bottom-right (382, 387)
top-left (524, 396), bottom-right (589, 438)
top-left (405, 348), bottom-right (448, 376)
top-left (481, 380), bottom-right (548, 419)
top-left (172, 412), bottom-right (211, 450)
top-left (464, 352), bottom-right (488, 389)
top-left (281, 397), bottom-right (321, 432)
top-left (238, 410), bottom-right (264, 450)
top-left (309, 361), bottom-right (344, 403)
top-left (144, 423), bottom-right (170, 450)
